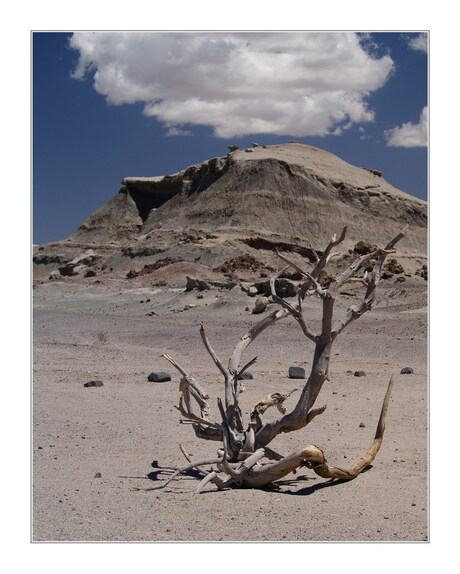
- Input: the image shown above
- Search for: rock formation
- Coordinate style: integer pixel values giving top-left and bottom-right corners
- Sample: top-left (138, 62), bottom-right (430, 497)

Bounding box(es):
top-left (33, 143), bottom-right (427, 283)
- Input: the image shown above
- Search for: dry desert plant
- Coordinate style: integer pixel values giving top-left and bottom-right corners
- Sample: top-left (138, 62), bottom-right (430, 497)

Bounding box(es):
top-left (136, 226), bottom-right (406, 493)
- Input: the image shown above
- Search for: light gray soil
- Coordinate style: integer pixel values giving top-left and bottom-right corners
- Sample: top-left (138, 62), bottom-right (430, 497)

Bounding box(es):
top-left (32, 275), bottom-right (427, 542)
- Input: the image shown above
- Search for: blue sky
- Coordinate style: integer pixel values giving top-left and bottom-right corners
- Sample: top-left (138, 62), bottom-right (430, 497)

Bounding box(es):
top-left (33, 31), bottom-right (428, 245)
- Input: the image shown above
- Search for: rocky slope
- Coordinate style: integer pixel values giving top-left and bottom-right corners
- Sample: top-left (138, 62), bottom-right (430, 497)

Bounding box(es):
top-left (33, 143), bottom-right (427, 284)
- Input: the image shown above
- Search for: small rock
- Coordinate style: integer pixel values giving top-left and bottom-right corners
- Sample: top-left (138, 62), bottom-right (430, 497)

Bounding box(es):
top-left (237, 372), bottom-right (253, 380)
top-left (185, 276), bottom-right (210, 291)
top-left (94, 472), bottom-right (102, 478)
top-left (248, 286), bottom-right (258, 297)
top-left (84, 380), bottom-right (104, 387)
top-left (359, 422), bottom-right (366, 428)
top-left (148, 372), bottom-right (171, 383)
top-left (252, 296), bottom-right (268, 314)
top-left (354, 370), bottom-right (366, 377)
top-left (288, 366), bottom-right (305, 379)
top-left (400, 367), bottom-right (414, 374)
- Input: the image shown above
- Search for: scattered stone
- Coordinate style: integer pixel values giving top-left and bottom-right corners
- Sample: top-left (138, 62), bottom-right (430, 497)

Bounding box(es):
top-left (359, 422), bottom-right (366, 428)
top-left (252, 296), bottom-right (268, 314)
top-left (227, 145), bottom-right (239, 152)
top-left (237, 372), bottom-right (254, 380)
top-left (253, 278), bottom-right (298, 298)
top-left (185, 276), bottom-right (210, 291)
top-left (385, 258), bottom-right (404, 274)
top-left (400, 367), bottom-right (414, 374)
top-left (58, 264), bottom-right (75, 277)
top-left (248, 286), bottom-right (258, 297)
top-left (353, 241), bottom-right (377, 255)
top-left (288, 366), bottom-right (306, 379)
top-left (415, 264), bottom-right (428, 280)
top-left (84, 380), bottom-right (104, 387)
top-left (354, 371), bottom-right (366, 377)
top-left (94, 472), bottom-right (102, 478)
top-left (148, 372), bottom-right (171, 382)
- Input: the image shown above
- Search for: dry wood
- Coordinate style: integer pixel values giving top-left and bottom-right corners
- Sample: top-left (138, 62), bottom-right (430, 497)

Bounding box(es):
top-left (144, 228), bottom-right (406, 493)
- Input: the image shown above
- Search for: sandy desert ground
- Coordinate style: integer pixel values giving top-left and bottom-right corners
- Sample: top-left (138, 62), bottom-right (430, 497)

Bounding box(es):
top-left (32, 270), bottom-right (427, 542)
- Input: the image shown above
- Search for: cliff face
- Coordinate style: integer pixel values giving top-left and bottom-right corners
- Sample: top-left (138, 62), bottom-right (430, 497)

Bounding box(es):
top-left (33, 143), bottom-right (427, 279)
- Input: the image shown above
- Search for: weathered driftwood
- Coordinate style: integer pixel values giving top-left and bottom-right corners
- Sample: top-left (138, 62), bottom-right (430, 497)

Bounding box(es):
top-left (144, 227), bottom-right (406, 492)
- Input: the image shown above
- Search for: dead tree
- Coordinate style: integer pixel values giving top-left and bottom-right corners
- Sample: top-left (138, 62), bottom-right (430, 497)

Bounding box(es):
top-left (138, 226), bottom-right (406, 493)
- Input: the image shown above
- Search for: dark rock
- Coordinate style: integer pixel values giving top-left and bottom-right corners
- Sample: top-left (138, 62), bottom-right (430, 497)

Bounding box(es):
top-left (353, 241), bottom-right (377, 255)
top-left (148, 372), bottom-right (171, 382)
top-left (58, 264), bottom-right (75, 277)
top-left (359, 422), bottom-right (366, 428)
top-left (400, 367), bottom-right (414, 374)
top-left (254, 278), bottom-right (298, 298)
top-left (385, 258), bottom-right (404, 274)
top-left (237, 372), bottom-right (254, 380)
top-left (354, 370), bottom-right (366, 377)
top-left (185, 276), bottom-right (210, 291)
top-left (84, 380), bottom-right (104, 387)
top-left (94, 472), bottom-right (102, 478)
top-left (289, 366), bottom-right (305, 379)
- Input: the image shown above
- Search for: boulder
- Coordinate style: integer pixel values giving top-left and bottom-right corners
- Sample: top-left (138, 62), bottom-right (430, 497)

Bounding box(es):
top-left (148, 372), bottom-right (171, 382)
top-left (252, 296), bottom-right (268, 314)
top-left (288, 366), bottom-right (305, 379)
top-left (254, 278), bottom-right (298, 298)
top-left (353, 241), bottom-right (377, 255)
top-left (400, 367), bottom-right (414, 374)
top-left (237, 372), bottom-right (254, 380)
top-left (84, 380), bottom-right (104, 387)
top-left (385, 258), bottom-right (404, 274)
top-left (185, 277), bottom-right (210, 291)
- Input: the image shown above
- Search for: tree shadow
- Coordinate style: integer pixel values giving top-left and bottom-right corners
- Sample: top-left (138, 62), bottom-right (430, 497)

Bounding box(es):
top-left (146, 459), bottom-right (203, 482)
top-left (278, 464), bottom-right (374, 495)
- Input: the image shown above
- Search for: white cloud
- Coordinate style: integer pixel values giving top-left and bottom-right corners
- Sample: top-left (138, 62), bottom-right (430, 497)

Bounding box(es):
top-left (69, 31), bottom-right (394, 139)
top-left (385, 107), bottom-right (428, 148)
top-left (406, 33), bottom-right (428, 53)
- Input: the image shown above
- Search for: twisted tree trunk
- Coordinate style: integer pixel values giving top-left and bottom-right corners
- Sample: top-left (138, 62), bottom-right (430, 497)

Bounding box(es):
top-left (138, 226), bottom-right (407, 492)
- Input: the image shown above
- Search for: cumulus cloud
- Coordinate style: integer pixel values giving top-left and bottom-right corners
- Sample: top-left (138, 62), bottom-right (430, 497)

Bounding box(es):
top-left (69, 32), bottom-right (394, 138)
top-left (406, 33), bottom-right (428, 53)
top-left (385, 107), bottom-right (428, 148)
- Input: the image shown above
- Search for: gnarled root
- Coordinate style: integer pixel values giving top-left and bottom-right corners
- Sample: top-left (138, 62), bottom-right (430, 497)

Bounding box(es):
top-left (198, 376), bottom-right (395, 491)
top-left (310, 375), bottom-right (394, 480)
top-left (137, 376), bottom-right (394, 493)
